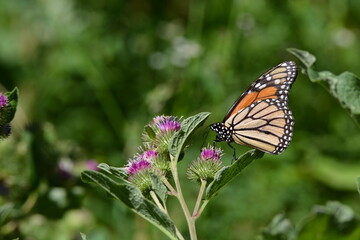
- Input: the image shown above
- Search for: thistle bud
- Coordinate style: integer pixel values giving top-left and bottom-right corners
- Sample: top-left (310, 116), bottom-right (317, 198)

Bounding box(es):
top-left (187, 146), bottom-right (223, 182)
top-left (142, 115), bottom-right (182, 154)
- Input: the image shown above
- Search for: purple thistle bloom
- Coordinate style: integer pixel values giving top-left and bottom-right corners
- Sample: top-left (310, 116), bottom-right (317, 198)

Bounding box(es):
top-left (86, 159), bottom-right (98, 171)
top-left (200, 147), bottom-right (222, 161)
top-left (153, 116), bottom-right (181, 132)
top-left (127, 158), bottom-right (152, 175)
top-left (141, 149), bottom-right (158, 161)
top-left (0, 93), bottom-right (8, 108)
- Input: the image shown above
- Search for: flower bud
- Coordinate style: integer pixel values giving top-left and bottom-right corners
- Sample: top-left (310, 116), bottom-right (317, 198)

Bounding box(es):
top-left (142, 115), bottom-right (182, 154)
top-left (187, 146), bottom-right (223, 182)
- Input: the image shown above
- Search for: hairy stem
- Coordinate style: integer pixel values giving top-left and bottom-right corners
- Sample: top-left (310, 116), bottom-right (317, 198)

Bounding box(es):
top-left (192, 179), bottom-right (207, 218)
top-left (170, 158), bottom-right (197, 240)
top-left (196, 200), bottom-right (209, 220)
top-left (161, 176), bottom-right (177, 196)
top-left (150, 191), bottom-right (167, 213)
top-left (150, 188), bottom-right (185, 240)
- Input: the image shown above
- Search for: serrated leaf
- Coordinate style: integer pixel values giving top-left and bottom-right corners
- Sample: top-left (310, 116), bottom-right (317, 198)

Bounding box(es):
top-left (205, 149), bottom-right (264, 200)
top-left (168, 112), bottom-right (210, 161)
top-left (260, 214), bottom-right (295, 240)
top-left (151, 173), bottom-right (168, 204)
top-left (297, 201), bottom-right (360, 240)
top-left (287, 48), bottom-right (316, 68)
top-left (81, 170), bottom-right (177, 240)
top-left (288, 48), bottom-right (360, 122)
top-left (97, 163), bottom-right (128, 182)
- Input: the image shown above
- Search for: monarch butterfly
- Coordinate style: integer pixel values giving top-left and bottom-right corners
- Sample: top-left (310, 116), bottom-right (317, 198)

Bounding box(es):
top-left (210, 61), bottom-right (297, 155)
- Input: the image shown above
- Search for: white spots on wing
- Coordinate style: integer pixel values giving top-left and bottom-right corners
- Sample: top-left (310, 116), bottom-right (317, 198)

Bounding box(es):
top-left (258, 84), bottom-right (266, 90)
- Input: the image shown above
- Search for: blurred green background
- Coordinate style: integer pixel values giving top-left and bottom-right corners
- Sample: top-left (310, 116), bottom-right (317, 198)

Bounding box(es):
top-left (1, 0), bottom-right (360, 239)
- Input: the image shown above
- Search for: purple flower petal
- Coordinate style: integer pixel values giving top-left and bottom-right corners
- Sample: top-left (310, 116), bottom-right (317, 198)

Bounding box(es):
top-left (127, 158), bottom-right (152, 175)
top-left (153, 116), bottom-right (181, 132)
top-left (0, 94), bottom-right (8, 108)
top-left (200, 147), bottom-right (222, 161)
top-left (141, 149), bottom-right (158, 161)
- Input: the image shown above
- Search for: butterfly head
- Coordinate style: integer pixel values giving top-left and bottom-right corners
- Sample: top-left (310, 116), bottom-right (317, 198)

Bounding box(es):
top-left (210, 122), bottom-right (233, 143)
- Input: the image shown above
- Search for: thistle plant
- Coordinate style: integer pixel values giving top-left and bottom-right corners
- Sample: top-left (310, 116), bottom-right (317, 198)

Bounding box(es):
top-left (81, 113), bottom-right (264, 240)
top-left (0, 88), bottom-right (18, 139)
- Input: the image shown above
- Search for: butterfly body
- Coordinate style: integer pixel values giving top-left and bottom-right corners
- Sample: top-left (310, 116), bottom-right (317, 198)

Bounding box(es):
top-left (211, 61), bottom-right (297, 154)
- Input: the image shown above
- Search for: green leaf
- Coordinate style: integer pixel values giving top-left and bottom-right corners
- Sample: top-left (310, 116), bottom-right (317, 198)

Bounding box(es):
top-left (288, 48), bottom-right (360, 121)
top-left (260, 214), bottom-right (295, 240)
top-left (81, 170), bottom-right (177, 240)
top-left (151, 173), bottom-right (168, 205)
top-left (97, 163), bottom-right (128, 182)
top-left (287, 48), bottom-right (316, 68)
top-left (307, 155), bottom-right (360, 191)
top-left (357, 177), bottom-right (360, 195)
top-left (168, 112), bottom-right (210, 161)
top-left (80, 232), bottom-right (87, 240)
top-left (205, 149), bottom-right (264, 200)
top-left (144, 125), bottom-right (157, 140)
top-left (297, 201), bottom-right (360, 240)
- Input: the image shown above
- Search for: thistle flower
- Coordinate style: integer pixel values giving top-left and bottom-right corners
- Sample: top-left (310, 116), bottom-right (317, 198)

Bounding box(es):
top-left (153, 116), bottom-right (181, 132)
top-left (0, 93), bottom-right (8, 108)
top-left (187, 146), bottom-right (223, 182)
top-left (142, 115), bottom-right (182, 154)
top-left (141, 149), bottom-right (158, 161)
top-left (126, 154), bottom-right (154, 192)
top-left (127, 158), bottom-right (152, 176)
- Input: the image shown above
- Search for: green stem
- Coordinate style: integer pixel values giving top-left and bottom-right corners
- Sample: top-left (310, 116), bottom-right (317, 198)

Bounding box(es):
top-left (192, 179), bottom-right (207, 218)
top-left (170, 158), bottom-right (198, 240)
top-left (161, 176), bottom-right (177, 196)
top-left (150, 191), bottom-right (167, 213)
top-left (196, 200), bottom-right (209, 220)
top-left (150, 191), bottom-right (185, 240)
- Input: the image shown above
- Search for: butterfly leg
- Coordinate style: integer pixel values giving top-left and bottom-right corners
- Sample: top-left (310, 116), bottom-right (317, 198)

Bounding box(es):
top-left (227, 142), bottom-right (237, 162)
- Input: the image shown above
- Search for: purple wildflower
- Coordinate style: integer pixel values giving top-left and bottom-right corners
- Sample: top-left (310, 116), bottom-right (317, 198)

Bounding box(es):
top-left (187, 146), bottom-right (223, 182)
top-left (153, 116), bottom-right (181, 132)
top-left (200, 147), bottom-right (222, 161)
top-left (86, 159), bottom-right (98, 171)
top-left (141, 149), bottom-right (158, 161)
top-left (0, 93), bottom-right (8, 108)
top-left (127, 158), bottom-right (152, 175)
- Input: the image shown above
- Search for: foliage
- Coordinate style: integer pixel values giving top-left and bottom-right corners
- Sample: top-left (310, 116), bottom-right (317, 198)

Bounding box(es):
top-left (260, 201), bottom-right (360, 240)
top-left (288, 48), bottom-right (360, 124)
top-left (1, 0), bottom-right (360, 239)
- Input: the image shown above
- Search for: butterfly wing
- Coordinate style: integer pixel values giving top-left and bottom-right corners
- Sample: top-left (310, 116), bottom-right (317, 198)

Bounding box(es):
top-left (223, 61), bottom-right (297, 122)
top-left (224, 98), bottom-right (294, 154)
